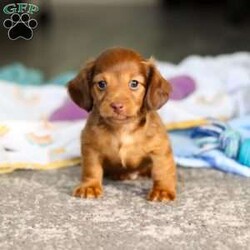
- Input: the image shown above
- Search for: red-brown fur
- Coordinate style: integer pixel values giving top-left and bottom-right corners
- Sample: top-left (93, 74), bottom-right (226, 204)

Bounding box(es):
top-left (68, 48), bottom-right (176, 202)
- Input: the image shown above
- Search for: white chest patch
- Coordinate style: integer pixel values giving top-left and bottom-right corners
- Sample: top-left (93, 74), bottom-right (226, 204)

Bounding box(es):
top-left (118, 132), bottom-right (135, 167)
top-left (120, 133), bottom-right (134, 145)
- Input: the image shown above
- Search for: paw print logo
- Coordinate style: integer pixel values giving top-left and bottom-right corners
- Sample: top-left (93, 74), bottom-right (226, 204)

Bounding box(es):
top-left (3, 13), bottom-right (38, 40)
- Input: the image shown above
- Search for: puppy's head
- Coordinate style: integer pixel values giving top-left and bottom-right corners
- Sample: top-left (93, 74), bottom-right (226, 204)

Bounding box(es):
top-left (68, 48), bottom-right (171, 123)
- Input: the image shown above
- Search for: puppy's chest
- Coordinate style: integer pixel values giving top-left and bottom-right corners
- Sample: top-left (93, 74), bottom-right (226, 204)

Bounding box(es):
top-left (103, 131), bottom-right (147, 168)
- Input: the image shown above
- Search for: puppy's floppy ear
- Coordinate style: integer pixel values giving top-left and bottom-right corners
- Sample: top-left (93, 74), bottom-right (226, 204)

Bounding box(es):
top-left (67, 60), bottom-right (95, 112)
top-left (144, 59), bottom-right (172, 110)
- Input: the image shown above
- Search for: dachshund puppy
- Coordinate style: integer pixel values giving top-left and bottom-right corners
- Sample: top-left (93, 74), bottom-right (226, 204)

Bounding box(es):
top-left (68, 48), bottom-right (176, 202)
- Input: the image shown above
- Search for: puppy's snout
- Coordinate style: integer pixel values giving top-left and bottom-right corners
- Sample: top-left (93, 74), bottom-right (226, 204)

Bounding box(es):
top-left (110, 102), bottom-right (124, 114)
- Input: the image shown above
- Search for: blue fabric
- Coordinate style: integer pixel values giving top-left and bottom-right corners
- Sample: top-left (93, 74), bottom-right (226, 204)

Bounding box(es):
top-left (48, 72), bottom-right (76, 85)
top-left (191, 121), bottom-right (241, 159)
top-left (238, 139), bottom-right (250, 166)
top-left (0, 63), bottom-right (44, 85)
top-left (169, 116), bottom-right (250, 177)
top-left (0, 63), bottom-right (76, 86)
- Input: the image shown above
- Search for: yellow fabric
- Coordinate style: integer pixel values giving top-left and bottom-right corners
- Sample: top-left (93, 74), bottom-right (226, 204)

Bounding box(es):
top-left (0, 119), bottom-right (208, 174)
top-left (165, 119), bottom-right (208, 130)
top-left (0, 158), bottom-right (81, 174)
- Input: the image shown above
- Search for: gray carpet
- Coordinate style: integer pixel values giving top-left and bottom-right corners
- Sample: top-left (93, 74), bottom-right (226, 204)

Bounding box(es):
top-left (0, 166), bottom-right (249, 250)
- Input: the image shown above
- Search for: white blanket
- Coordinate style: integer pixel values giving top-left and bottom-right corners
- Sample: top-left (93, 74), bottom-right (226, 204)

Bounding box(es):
top-left (0, 52), bottom-right (249, 173)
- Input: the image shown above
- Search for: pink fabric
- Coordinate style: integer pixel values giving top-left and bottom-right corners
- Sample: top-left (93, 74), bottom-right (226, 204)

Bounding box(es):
top-left (49, 75), bottom-right (196, 121)
top-left (169, 75), bottom-right (196, 100)
top-left (49, 98), bottom-right (88, 121)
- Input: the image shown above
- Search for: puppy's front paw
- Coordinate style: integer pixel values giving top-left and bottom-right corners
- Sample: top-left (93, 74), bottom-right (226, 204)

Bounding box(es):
top-left (73, 183), bottom-right (103, 198)
top-left (147, 188), bottom-right (176, 202)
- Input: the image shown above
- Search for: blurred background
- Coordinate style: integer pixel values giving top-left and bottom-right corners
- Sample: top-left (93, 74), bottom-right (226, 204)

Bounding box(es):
top-left (0, 3), bottom-right (250, 248)
top-left (0, 0), bottom-right (250, 78)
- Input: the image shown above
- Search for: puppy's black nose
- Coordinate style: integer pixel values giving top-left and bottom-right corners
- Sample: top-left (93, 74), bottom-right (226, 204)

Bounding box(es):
top-left (110, 102), bottom-right (124, 113)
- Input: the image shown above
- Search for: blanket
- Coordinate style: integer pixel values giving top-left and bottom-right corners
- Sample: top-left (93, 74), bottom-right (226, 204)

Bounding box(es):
top-left (0, 52), bottom-right (250, 176)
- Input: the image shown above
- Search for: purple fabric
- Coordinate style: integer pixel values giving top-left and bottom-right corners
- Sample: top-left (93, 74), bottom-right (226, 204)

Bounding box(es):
top-left (49, 75), bottom-right (196, 122)
top-left (49, 98), bottom-right (88, 121)
top-left (169, 75), bottom-right (196, 100)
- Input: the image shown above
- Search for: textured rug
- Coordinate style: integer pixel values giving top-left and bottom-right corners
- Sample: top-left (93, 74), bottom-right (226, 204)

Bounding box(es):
top-left (0, 167), bottom-right (249, 250)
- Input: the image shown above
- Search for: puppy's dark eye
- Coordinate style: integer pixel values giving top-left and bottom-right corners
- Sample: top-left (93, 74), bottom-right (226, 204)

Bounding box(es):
top-left (97, 81), bottom-right (107, 90)
top-left (129, 80), bottom-right (139, 90)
